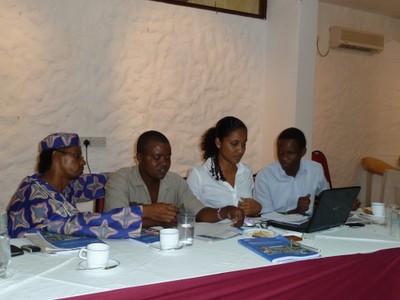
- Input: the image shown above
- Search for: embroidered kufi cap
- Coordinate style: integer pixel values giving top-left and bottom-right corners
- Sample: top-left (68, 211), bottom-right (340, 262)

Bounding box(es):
top-left (40, 132), bottom-right (80, 152)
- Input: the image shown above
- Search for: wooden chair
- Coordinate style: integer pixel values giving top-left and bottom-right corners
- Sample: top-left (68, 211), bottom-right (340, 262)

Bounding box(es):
top-left (94, 197), bottom-right (105, 213)
top-left (312, 150), bottom-right (333, 189)
top-left (381, 169), bottom-right (400, 206)
top-left (93, 172), bottom-right (113, 213)
top-left (361, 157), bottom-right (400, 206)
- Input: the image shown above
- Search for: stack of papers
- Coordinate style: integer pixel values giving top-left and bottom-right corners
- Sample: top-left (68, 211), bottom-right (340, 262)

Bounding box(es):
top-left (261, 212), bottom-right (309, 225)
top-left (196, 222), bottom-right (241, 241)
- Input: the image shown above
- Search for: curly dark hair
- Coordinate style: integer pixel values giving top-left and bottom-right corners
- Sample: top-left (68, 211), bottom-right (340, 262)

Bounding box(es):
top-left (200, 116), bottom-right (247, 181)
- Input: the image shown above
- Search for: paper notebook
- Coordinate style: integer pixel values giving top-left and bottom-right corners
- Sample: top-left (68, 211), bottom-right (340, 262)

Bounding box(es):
top-left (195, 222), bottom-right (241, 241)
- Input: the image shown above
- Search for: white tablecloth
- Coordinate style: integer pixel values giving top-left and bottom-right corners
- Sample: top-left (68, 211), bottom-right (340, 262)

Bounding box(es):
top-left (1, 221), bottom-right (400, 300)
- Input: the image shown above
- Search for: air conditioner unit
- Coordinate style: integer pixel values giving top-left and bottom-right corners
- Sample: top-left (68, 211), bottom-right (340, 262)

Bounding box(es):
top-left (329, 26), bottom-right (384, 53)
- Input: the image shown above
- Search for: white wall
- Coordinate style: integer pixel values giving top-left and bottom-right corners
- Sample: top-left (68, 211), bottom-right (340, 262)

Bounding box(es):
top-left (264, 0), bottom-right (317, 159)
top-left (0, 0), bottom-right (318, 210)
top-left (314, 3), bottom-right (400, 204)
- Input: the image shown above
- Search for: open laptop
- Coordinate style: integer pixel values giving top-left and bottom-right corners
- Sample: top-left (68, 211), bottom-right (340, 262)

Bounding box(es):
top-left (267, 186), bottom-right (361, 233)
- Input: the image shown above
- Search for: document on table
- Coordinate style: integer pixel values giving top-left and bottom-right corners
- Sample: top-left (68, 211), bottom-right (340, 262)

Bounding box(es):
top-left (24, 230), bottom-right (103, 253)
top-left (195, 221), bottom-right (242, 241)
top-left (261, 212), bottom-right (309, 225)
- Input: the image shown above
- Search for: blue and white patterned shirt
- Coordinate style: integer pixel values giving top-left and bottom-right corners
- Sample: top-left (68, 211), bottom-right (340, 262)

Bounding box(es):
top-left (7, 173), bottom-right (142, 238)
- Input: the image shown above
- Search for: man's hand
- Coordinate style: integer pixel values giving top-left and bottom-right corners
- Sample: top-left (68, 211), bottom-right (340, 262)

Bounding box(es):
top-left (238, 198), bottom-right (261, 216)
top-left (352, 199), bottom-right (361, 211)
top-left (142, 203), bottom-right (179, 223)
top-left (296, 194), bottom-right (311, 214)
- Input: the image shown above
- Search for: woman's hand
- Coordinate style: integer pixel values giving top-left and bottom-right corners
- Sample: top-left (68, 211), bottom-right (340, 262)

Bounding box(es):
top-left (238, 198), bottom-right (262, 216)
top-left (225, 206), bottom-right (245, 227)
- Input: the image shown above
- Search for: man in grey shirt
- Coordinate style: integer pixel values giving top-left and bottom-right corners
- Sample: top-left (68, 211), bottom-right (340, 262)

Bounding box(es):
top-left (105, 130), bottom-right (244, 228)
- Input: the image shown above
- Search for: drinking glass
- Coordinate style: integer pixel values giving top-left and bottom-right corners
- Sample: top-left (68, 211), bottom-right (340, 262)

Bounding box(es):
top-left (178, 213), bottom-right (195, 246)
top-left (389, 208), bottom-right (400, 238)
top-left (385, 205), bottom-right (399, 229)
top-left (0, 212), bottom-right (11, 278)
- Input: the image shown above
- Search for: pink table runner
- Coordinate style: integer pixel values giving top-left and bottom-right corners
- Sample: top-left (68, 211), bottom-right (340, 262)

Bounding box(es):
top-left (63, 247), bottom-right (400, 300)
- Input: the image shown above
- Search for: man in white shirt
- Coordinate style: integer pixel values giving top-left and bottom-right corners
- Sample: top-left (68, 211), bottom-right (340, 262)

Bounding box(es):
top-left (254, 128), bottom-right (330, 215)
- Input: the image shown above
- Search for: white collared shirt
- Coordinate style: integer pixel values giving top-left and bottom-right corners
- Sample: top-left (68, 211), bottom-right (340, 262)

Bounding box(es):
top-left (187, 158), bottom-right (254, 208)
top-left (254, 159), bottom-right (330, 215)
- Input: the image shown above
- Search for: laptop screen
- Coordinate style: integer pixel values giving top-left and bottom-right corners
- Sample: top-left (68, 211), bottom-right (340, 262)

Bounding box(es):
top-left (266, 186), bottom-right (361, 233)
top-left (306, 186), bottom-right (361, 232)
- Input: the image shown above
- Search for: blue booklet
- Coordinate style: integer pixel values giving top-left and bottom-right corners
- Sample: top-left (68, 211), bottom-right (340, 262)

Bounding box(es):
top-left (25, 230), bottom-right (103, 252)
top-left (130, 228), bottom-right (160, 246)
top-left (238, 235), bottom-right (320, 263)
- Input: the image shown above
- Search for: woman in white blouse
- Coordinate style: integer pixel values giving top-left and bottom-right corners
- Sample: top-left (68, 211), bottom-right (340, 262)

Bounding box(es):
top-left (187, 116), bottom-right (261, 216)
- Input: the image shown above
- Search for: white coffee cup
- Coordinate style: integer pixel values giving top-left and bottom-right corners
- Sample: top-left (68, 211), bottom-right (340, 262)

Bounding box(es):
top-left (371, 202), bottom-right (385, 217)
top-left (160, 228), bottom-right (179, 250)
top-left (78, 243), bottom-right (110, 268)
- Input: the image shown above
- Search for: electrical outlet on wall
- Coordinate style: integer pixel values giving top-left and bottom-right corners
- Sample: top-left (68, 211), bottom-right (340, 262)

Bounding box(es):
top-left (81, 137), bottom-right (107, 148)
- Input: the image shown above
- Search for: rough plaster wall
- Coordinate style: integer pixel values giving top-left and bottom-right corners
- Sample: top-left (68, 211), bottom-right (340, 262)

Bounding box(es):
top-left (0, 0), bottom-right (268, 210)
top-left (314, 3), bottom-right (400, 204)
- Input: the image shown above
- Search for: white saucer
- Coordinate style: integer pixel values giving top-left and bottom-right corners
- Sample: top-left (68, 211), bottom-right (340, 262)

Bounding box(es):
top-left (242, 228), bottom-right (277, 238)
top-left (149, 241), bottom-right (184, 251)
top-left (359, 212), bottom-right (385, 224)
top-left (77, 258), bottom-right (120, 271)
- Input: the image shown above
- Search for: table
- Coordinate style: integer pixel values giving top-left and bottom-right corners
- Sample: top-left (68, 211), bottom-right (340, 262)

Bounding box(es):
top-left (2, 221), bottom-right (400, 300)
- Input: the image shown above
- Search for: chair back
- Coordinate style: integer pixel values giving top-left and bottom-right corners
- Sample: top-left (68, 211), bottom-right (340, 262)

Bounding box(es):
top-left (381, 169), bottom-right (400, 206)
top-left (95, 198), bottom-right (105, 213)
top-left (312, 150), bottom-right (333, 189)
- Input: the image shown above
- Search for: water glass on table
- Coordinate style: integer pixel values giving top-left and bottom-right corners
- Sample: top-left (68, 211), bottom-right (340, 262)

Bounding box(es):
top-left (178, 213), bottom-right (195, 246)
top-left (388, 207), bottom-right (400, 238)
top-left (0, 236), bottom-right (10, 278)
top-left (385, 205), bottom-right (399, 229)
top-left (0, 212), bottom-right (11, 278)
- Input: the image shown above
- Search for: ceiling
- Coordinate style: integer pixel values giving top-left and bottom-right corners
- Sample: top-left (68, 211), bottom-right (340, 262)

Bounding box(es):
top-left (320, 0), bottom-right (400, 19)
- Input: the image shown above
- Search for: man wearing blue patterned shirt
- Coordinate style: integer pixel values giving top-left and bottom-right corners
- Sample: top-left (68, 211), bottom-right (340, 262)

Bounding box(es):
top-left (7, 132), bottom-right (149, 239)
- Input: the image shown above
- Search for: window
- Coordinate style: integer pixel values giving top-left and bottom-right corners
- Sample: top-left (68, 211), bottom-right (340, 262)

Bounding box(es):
top-left (152, 0), bottom-right (267, 19)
